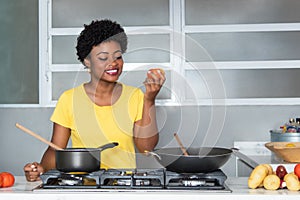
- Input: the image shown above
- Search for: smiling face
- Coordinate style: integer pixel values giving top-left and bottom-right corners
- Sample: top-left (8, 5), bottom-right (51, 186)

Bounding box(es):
top-left (84, 40), bottom-right (124, 84)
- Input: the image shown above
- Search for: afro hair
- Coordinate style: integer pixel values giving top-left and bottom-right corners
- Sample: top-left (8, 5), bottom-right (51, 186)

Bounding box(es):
top-left (76, 19), bottom-right (128, 63)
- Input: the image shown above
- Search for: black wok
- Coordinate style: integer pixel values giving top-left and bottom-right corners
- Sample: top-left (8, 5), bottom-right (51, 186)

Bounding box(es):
top-left (149, 147), bottom-right (258, 173)
top-left (55, 142), bottom-right (118, 172)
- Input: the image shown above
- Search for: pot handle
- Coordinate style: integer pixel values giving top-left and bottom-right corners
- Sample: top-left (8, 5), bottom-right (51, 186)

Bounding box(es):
top-left (143, 150), bottom-right (162, 160)
top-left (231, 147), bottom-right (259, 169)
top-left (97, 142), bottom-right (119, 151)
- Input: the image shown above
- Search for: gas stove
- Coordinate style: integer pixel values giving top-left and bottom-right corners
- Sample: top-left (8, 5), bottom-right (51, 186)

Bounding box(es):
top-left (165, 170), bottom-right (228, 190)
top-left (35, 168), bottom-right (231, 192)
top-left (100, 168), bottom-right (164, 189)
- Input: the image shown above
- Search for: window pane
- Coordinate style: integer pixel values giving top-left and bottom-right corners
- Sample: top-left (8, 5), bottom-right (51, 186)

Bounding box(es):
top-left (52, 34), bottom-right (170, 64)
top-left (52, 0), bottom-right (169, 28)
top-left (52, 36), bottom-right (78, 64)
top-left (186, 0), bottom-right (300, 25)
top-left (0, 0), bottom-right (39, 104)
top-left (186, 69), bottom-right (300, 99)
top-left (52, 72), bottom-right (89, 100)
top-left (186, 32), bottom-right (300, 62)
top-left (125, 34), bottom-right (170, 63)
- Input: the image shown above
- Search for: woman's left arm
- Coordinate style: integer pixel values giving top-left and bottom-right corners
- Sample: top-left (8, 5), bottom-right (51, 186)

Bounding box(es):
top-left (133, 69), bottom-right (165, 152)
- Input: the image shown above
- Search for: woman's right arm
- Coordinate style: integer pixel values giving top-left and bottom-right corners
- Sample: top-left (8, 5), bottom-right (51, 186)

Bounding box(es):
top-left (23, 123), bottom-right (71, 182)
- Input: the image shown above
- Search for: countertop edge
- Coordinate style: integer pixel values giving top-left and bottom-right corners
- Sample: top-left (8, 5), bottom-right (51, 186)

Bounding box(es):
top-left (0, 176), bottom-right (300, 200)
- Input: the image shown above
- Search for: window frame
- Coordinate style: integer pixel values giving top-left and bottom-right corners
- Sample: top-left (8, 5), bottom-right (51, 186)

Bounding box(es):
top-left (181, 0), bottom-right (300, 106)
top-left (2, 0), bottom-right (300, 107)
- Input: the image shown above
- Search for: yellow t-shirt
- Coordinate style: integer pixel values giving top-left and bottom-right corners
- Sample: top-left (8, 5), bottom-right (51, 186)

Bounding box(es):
top-left (50, 83), bottom-right (144, 169)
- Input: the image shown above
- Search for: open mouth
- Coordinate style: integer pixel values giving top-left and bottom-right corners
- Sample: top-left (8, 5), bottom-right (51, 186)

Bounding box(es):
top-left (105, 69), bottom-right (118, 75)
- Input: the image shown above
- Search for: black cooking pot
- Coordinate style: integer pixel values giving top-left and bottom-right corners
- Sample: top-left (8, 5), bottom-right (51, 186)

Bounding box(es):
top-left (55, 142), bottom-right (118, 172)
top-left (147, 147), bottom-right (258, 173)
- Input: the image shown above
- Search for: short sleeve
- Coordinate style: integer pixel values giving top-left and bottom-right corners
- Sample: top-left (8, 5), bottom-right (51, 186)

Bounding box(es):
top-left (50, 89), bottom-right (73, 128)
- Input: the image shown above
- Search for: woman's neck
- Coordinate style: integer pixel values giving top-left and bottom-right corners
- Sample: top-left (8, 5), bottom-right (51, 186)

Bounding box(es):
top-left (84, 81), bottom-right (121, 106)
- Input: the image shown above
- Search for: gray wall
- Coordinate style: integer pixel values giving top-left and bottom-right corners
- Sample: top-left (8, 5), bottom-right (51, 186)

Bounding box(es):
top-left (1, 105), bottom-right (298, 176)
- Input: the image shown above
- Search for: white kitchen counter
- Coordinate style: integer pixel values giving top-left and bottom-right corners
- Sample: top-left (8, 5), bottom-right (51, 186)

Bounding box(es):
top-left (0, 176), bottom-right (300, 200)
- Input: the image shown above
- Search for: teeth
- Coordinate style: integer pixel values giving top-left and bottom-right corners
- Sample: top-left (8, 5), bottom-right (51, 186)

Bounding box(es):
top-left (106, 69), bottom-right (117, 73)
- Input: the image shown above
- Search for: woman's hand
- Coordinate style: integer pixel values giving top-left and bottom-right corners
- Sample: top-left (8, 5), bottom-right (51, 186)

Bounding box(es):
top-left (23, 162), bottom-right (44, 182)
top-left (134, 68), bottom-right (165, 152)
top-left (143, 68), bottom-right (166, 102)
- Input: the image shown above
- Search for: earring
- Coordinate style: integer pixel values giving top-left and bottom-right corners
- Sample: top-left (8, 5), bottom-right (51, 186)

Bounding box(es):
top-left (86, 68), bottom-right (91, 73)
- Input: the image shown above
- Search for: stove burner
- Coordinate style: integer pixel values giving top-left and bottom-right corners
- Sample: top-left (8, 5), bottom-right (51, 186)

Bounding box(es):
top-left (182, 180), bottom-right (211, 187)
top-left (100, 168), bottom-right (164, 189)
top-left (38, 168), bottom-right (230, 192)
top-left (40, 170), bottom-right (102, 189)
top-left (116, 179), bottom-right (131, 186)
top-left (114, 179), bottom-right (151, 186)
top-left (58, 174), bottom-right (83, 186)
top-left (165, 169), bottom-right (227, 190)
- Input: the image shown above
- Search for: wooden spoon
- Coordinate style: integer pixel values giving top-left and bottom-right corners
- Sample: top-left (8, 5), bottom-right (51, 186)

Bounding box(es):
top-left (15, 123), bottom-right (63, 150)
top-left (174, 133), bottom-right (189, 156)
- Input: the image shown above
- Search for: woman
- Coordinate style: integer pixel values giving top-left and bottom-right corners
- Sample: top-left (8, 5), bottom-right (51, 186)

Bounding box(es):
top-left (23, 19), bottom-right (165, 181)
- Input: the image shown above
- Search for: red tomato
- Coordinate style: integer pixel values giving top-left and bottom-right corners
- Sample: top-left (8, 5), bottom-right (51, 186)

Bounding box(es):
top-left (294, 163), bottom-right (300, 179)
top-left (0, 172), bottom-right (15, 188)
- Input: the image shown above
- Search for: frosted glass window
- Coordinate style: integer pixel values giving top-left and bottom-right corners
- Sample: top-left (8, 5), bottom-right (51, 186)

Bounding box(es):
top-left (52, 36), bottom-right (78, 64)
top-left (0, 0), bottom-right (38, 104)
top-left (48, 0), bottom-right (300, 105)
top-left (185, 0), bottom-right (300, 25)
top-left (52, 34), bottom-right (170, 64)
top-left (186, 32), bottom-right (300, 62)
top-left (52, 72), bottom-right (89, 100)
top-left (52, 0), bottom-right (169, 28)
top-left (125, 34), bottom-right (170, 63)
top-left (186, 69), bottom-right (300, 99)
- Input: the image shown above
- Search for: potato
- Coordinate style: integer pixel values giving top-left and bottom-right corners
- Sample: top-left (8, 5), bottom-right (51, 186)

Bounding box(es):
top-left (257, 164), bottom-right (273, 188)
top-left (248, 164), bottom-right (269, 189)
top-left (284, 173), bottom-right (300, 191)
top-left (263, 174), bottom-right (281, 190)
top-left (258, 182), bottom-right (264, 188)
top-left (263, 164), bottom-right (273, 175)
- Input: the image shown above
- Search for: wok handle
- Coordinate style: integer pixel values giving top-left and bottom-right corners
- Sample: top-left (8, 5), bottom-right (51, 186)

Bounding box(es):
top-left (231, 147), bottom-right (259, 169)
top-left (144, 150), bottom-right (162, 160)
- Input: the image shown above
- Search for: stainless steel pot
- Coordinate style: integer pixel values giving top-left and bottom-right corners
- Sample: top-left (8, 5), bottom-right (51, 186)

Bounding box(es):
top-left (270, 130), bottom-right (300, 142)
